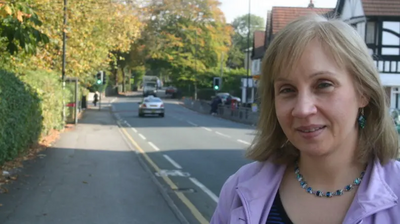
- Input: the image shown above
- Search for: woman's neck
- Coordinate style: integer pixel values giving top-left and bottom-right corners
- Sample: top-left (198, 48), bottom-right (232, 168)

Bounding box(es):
top-left (297, 150), bottom-right (365, 191)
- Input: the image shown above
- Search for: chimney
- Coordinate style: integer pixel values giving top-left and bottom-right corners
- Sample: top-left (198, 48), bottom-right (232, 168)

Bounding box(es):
top-left (308, 0), bottom-right (315, 8)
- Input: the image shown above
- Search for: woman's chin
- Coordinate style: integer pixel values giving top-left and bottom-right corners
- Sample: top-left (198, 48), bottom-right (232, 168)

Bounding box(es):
top-left (295, 143), bottom-right (332, 158)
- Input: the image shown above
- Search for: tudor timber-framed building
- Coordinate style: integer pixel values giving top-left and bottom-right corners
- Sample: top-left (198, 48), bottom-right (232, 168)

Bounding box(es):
top-left (334, 0), bottom-right (400, 108)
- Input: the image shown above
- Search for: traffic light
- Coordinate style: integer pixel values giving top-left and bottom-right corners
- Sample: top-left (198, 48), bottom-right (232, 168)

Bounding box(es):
top-left (213, 77), bottom-right (221, 90)
top-left (96, 72), bottom-right (103, 85)
top-left (95, 71), bottom-right (106, 85)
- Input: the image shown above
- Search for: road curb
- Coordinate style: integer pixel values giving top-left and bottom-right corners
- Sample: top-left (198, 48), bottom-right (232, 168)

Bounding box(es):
top-left (114, 115), bottom-right (190, 224)
top-left (179, 103), bottom-right (257, 127)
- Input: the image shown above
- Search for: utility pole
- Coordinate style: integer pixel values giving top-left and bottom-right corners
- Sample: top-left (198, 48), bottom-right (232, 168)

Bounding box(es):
top-left (246, 0), bottom-right (251, 105)
top-left (62, 0), bottom-right (67, 123)
top-left (220, 52), bottom-right (224, 79)
top-left (194, 29), bottom-right (198, 100)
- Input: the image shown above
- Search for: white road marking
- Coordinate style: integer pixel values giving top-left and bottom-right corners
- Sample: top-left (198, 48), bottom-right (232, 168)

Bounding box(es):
top-left (139, 134), bottom-right (146, 140)
top-left (187, 121), bottom-right (198, 126)
top-left (215, 131), bottom-right (231, 138)
top-left (201, 127), bottom-right (212, 132)
top-left (163, 155), bottom-right (182, 169)
top-left (111, 98), bottom-right (117, 103)
top-left (148, 142), bottom-right (160, 151)
top-left (155, 169), bottom-right (190, 177)
top-left (131, 128), bottom-right (137, 133)
top-left (237, 139), bottom-right (251, 145)
top-left (189, 178), bottom-right (219, 203)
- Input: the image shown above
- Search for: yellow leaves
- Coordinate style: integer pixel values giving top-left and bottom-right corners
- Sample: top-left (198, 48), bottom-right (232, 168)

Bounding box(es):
top-left (0, 4), bottom-right (12, 18)
top-left (4, 5), bottom-right (11, 15)
top-left (8, 0), bottom-right (144, 80)
top-left (16, 10), bottom-right (23, 22)
top-left (0, 3), bottom-right (33, 23)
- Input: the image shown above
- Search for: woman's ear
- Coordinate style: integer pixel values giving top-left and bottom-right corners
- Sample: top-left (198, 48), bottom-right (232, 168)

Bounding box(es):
top-left (358, 94), bottom-right (369, 108)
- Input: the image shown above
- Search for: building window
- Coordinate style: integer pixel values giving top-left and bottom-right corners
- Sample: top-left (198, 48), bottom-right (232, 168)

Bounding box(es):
top-left (252, 60), bottom-right (261, 75)
top-left (366, 22), bottom-right (375, 44)
top-left (381, 21), bottom-right (400, 56)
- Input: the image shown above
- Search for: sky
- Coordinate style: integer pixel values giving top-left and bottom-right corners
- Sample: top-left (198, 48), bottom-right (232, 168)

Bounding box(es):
top-left (219, 0), bottom-right (338, 24)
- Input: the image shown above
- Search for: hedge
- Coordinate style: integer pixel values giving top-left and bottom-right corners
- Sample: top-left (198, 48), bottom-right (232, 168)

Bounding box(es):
top-left (0, 69), bottom-right (73, 165)
top-left (0, 70), bottom-right (43, 164)
top-left (20, 70), bottom-right (70, 135)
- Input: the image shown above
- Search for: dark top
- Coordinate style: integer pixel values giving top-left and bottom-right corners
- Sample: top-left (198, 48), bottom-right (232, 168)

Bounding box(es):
top-left (266, 191), bottom-right (293, 224)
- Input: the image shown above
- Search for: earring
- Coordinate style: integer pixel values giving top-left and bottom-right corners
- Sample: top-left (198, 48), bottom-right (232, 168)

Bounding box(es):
top-left (358, 108), bottom-right (366, 129)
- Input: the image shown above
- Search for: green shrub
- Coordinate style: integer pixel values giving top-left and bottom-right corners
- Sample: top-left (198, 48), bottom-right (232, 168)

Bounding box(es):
top-left (0, 70), bottom-right (43, 164)
top-left (20, 70), bottom-right (68, 135)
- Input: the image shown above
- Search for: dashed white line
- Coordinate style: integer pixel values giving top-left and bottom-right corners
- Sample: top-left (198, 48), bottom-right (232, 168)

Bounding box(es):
top-left (187, 121), bottom-right (198, 126)
top-left (189, 178), bottom-right (219, 203)
top-left (237, 139), bottom-right (251, 145)
top-left (201, 127), bottom-right (212, 132)
top-left (139, 134), bottom-right (146, 140)
top-left (163, 155), bottom-right (182, 169)
top-left (148, 142), bottom-right (160, 151)
top-left (215, 131), bottom-right (231, 138)
top-left (131, 128), bottom-right (137, 133)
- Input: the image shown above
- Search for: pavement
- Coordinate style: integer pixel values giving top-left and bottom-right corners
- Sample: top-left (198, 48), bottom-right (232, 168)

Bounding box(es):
top-left (0, 107), bottom-right (182, 224)
top-left (112, 95), bottom-right (255, 223)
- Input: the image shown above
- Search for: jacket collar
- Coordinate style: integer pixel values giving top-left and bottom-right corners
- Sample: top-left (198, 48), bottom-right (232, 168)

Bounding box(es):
top-left (236, 161), bottom-right (286, 224)
top-left (235, 158), bottom-right (398, 224)
top-left (344, 158), bottom-right (398, 223)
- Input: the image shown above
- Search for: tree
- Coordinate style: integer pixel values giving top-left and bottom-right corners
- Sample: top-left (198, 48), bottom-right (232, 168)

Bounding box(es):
top-left (226, 14), bottom-right (264, 69)
top-left (231, 14), bottom-right (265, 51)
top-left (5, 0), bottom-right (143, 88)
top-left (134, 0), bottom-right (232, 89)
top-left (0, 1), bottom-right (49, 55)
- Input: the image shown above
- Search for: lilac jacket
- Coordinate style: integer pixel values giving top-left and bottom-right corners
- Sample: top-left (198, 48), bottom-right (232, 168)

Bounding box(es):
top-left (210, 158), bottom-right (400, 224)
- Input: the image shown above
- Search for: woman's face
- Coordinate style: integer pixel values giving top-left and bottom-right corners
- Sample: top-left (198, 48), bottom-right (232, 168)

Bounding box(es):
top-left (274, 40), bottom-right (367, 158)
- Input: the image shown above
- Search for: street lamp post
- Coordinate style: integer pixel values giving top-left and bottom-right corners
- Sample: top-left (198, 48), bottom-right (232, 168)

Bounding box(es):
top-left (62, 0), bottom-right (67, 123)
top-left (194, 29), bottom-right (198, 100)
top-left (246, 0), bottom-right (251, 105)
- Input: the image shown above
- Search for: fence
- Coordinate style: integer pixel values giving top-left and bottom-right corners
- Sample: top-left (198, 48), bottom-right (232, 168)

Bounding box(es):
top-left (183, 98), bottom-right (259, 125)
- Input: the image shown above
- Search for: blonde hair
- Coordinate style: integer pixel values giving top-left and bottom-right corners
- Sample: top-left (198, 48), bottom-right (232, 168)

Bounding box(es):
top-left (246, 14), bottom-right (399, 165)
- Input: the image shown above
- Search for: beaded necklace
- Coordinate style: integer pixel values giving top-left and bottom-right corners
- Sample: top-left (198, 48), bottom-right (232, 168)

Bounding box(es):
top-left (294, 162), bottom-right (366, 198)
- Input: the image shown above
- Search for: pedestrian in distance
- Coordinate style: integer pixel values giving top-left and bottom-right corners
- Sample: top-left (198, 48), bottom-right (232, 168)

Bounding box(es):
top-left (93, 92), bottom-right (99, 106)
top-left (210, 96), bottom-right (222, 115)
top-left (211, 14), bottom-right (400, 224)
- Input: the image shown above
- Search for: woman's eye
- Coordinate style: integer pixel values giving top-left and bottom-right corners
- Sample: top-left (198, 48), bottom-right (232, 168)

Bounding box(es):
top-left (279, 88), bottom-right (294, 94)
top-left (317, 82), bottom-right (333, 89)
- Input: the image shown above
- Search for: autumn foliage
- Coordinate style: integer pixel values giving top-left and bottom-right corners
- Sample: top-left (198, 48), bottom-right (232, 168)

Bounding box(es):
top-left (0, 0), bottom-right (143, 85)
top-left (0, 0), bottom-right (143, 166)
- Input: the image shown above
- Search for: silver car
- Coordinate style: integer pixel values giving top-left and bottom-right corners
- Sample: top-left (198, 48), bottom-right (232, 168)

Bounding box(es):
top-left (138, 96), bottom-right (165, 117)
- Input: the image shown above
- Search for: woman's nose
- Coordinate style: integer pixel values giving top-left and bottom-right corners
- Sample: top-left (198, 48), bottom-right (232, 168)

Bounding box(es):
top-left (291, 93), bottom-right (317, 118)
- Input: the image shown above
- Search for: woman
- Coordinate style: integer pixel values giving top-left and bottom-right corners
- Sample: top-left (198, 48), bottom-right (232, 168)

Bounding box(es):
top-left (210, 14), bottom-right (400, 224)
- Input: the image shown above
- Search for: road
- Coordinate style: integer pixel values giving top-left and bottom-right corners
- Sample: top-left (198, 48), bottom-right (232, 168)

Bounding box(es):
top-left (113, 95), bottom-right (256, 223)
